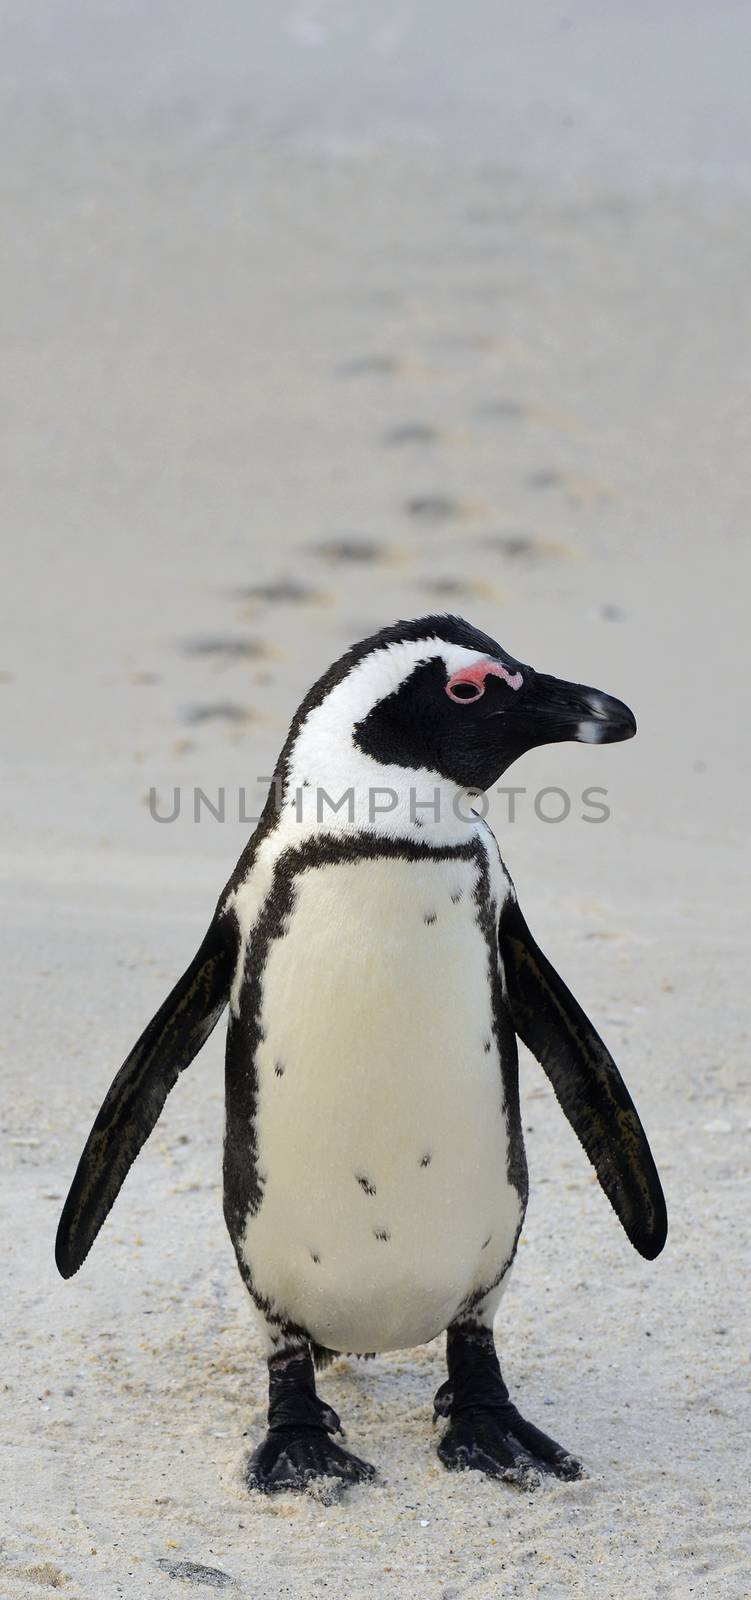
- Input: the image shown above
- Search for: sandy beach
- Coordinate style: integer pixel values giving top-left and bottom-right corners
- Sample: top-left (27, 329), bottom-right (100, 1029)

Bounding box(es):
top-left (3, 7), bottom-right (751, 1597)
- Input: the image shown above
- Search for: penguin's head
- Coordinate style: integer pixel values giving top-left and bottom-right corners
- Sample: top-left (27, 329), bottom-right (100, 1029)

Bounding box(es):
top-left (286, 615), bottom-right (636, 797)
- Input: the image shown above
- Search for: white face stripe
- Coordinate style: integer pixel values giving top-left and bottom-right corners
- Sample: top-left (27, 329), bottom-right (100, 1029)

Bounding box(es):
top-left (293, 636), bottom-right (491, 761)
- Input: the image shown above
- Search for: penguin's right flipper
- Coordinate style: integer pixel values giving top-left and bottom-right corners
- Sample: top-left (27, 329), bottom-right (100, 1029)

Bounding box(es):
top-left (499, 896), bottom-right (667, 1261)
top-left (55, 915), bottom-right (234, 1279)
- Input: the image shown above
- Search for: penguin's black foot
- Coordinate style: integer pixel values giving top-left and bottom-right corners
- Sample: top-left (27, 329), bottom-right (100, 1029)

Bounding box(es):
top-left (247, 1427), bottom-right (376, 1499)
top-left (436, 1401), bottom-right (582, 1487)
top-left (247, 1344), bottom-right (375, 1500)
top-left (435, 1325), bottom-right (583, 1490)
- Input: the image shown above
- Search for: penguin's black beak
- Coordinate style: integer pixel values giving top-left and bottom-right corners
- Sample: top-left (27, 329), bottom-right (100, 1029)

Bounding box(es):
top-left (518, 671), bottom-right (637, 746)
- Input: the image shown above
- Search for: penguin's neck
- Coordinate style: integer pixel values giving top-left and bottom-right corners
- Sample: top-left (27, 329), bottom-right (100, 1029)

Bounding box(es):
top-left (277, 722), bottom-right (474, 847)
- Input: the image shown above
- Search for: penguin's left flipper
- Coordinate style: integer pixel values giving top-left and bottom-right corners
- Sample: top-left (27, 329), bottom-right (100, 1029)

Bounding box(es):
top-left (55, 914), bottom-right (234, 1280)
top-left (499, 896), bottom-right (668, 1260)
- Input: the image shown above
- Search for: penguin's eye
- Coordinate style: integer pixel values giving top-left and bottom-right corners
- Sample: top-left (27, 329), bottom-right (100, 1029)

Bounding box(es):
top-left (446, 679), bottom-right (485, 704)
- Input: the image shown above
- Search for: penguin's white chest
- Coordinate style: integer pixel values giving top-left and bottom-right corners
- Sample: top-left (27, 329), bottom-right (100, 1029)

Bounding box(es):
top-left (240, 848), bottom-right (523, 1352)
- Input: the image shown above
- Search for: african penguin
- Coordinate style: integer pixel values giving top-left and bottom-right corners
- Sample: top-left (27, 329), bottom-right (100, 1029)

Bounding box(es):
top-left (56, 615), bottom-right (667, 1494)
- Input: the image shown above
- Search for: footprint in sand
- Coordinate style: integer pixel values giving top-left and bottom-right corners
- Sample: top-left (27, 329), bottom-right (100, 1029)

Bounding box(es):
top-left (312, 537), bottom-right (393, 565)
top-left (235, 579), bottom-right (326, 607)
top-left (478, 532), bottom-right (575, 561)
top-left (382, 422), bottom-right (441, 447)
top-left (182, 702), bottom-right (256, 726)
top-left (475, 399), bottom-right (527, 420)
top-left (334, 352), bottom-right (430, 379)
top-left (525, 469), bottom-right (615, 506)
top-left (477, 399), bottom-right (580, 432)
top-left (182, 637), bottom-right (270, 662)
top-left (405, 495), bottom-right (488, 524)
top-left (415, 576), bottom-right (501, 602)
top-left (334, 354), bottom-right (400, 377)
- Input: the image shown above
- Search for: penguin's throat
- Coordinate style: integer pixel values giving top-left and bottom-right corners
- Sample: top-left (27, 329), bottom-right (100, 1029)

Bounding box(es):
top-left (279, 738), bottom-right (478, 842)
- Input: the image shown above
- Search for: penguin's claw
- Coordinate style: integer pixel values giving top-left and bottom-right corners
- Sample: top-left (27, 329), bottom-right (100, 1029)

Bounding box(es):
top-left (247, 1427), bottom-right (376, 1499)
top-left (437, 1406), bottom-right (583, 1488)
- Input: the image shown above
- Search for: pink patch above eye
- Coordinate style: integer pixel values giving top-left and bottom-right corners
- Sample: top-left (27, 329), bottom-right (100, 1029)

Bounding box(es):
top-left (445, 659), bottom-right (524, 702)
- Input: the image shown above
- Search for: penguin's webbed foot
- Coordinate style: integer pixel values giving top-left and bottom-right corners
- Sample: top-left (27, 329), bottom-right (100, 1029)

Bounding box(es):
top-left (435, 1325), bottom-right (583, 1490)
top-left (247, 1426), bottom-right (376, 1499)
top-left (436, 1400), bottom-right (582, 1488)
top-left (248, 1344), bottom-right (375, 1499)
